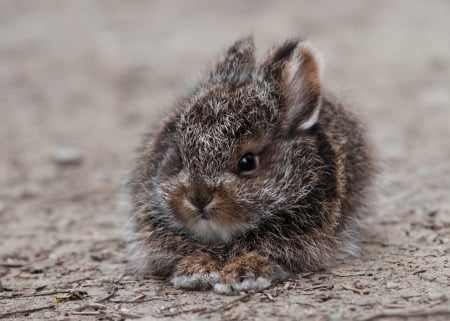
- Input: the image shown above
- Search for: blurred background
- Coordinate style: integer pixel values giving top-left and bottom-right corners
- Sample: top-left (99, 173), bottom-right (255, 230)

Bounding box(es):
top-left (0, 1), bottom-right (449, 319)
top-left (1, 0), bottom-right (449, 178)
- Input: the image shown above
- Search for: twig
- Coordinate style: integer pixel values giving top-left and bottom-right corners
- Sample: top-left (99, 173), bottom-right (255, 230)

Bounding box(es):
top-left (96, 285), bottom-right (118, 303)
top-left (22, 290), bottom-right (73, 298)
top-left (359, 308), bottom-right (450, 321)
top-left (295, 302), bottom-right (317, 308)
top-left (111, 297), bottom-right (164, 304)
top-left (70, 311), bottom-right (101, 316)
top-left (0, 304), bottom-right (55, 319)
top-left (203, 292), bottom-right (256, 315)
top-left (110, 294), bottom-right (167, 304)
top-left (161, 307), bottom-right (208, 317)
top-left (71, 308), bottom-right (142, 319)
top-left (118, 311), bottom-right (144, 319)
top-left (330, 271), bottom-right (366, 277)
top-left (74, 302), bottom-right (106, 312)
top-left (302, 283), bottom-right (334, 291)
top-left (411, 268), bottom-right (427, 275)
top-left (342, 284), bottom-right (369, 295)
top-left (110, 294), bottom-right (146, 303)
top-left (0, 290), bottom-right (77, 301)
top-left (0, 263), bottom-right (24, 268)
top-left (95, 273), bottom-right (125, 303)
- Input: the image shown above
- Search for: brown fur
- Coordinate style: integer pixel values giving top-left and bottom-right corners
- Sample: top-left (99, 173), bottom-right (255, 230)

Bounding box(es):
top-left (173, 255), bottom-right (219, 276)
top-left (125, 37), bottom-right (375, 294)
top-left (219, 252), bottom-right (280, 284)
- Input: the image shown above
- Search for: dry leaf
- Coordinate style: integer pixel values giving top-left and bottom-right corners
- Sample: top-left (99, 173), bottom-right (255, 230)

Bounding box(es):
top-left (55, 290), bottom-right (88, 303)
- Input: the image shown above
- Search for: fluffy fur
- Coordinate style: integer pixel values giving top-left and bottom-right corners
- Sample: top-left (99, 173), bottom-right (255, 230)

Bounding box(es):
top-left (125, 36), bottom-right (375, 295)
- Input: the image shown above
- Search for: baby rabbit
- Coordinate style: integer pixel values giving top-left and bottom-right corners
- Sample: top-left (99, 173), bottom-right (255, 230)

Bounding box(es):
top-left (126, 36), bottom-right (374, 295)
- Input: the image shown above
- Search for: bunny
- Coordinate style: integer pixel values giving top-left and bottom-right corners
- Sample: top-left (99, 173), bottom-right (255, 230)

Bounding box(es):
top-left (126, 36), bottom-right (375, 295)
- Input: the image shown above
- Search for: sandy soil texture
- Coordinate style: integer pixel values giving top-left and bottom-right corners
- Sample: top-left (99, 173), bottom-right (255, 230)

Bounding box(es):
top-left (0, 1), bottom-right (449, 320)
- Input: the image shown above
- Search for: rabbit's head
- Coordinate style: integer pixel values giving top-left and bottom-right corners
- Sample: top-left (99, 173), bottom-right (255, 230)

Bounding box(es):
top-left (137, 37), bottom-right (330, 243)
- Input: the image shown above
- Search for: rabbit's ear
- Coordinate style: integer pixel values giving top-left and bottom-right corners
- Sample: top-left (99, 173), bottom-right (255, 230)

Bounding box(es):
top-left (209, 36), bottom-right (255, 85)
top-left (282, 42), bottom-right (324, 131)
top-left (261, 40), bottom-right (324, 132)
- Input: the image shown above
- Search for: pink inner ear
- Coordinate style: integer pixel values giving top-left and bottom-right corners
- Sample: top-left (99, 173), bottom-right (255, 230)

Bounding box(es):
top-left (282, 43), bottom-right (324, 131)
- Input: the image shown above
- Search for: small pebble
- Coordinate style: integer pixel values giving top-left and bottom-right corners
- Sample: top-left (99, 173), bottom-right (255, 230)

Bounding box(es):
top-left (386, 282), bottom-right (399, 289)
top-left (52, 148), bottom-right (83, 166)
top-left (427, 292), bottom-right (448, 302)
top-left (18, 185), bottom-right (41, 199)
top-left (329, 311), bottom-right (343, 321)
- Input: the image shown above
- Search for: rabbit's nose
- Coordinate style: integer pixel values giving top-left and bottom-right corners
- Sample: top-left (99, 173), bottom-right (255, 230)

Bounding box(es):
top-left (189, 193), bottom-right (213, 211)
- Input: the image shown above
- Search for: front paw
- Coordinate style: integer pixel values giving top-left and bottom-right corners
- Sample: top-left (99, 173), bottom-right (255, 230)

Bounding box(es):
top-left (213, 252), bottom-right (287, 295)
top-left (170, 255), bottom-right (219, 290)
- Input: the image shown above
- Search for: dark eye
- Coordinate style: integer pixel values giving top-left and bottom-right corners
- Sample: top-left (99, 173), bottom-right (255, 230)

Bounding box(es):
top-left (237, 153), bottom-right (257, 173)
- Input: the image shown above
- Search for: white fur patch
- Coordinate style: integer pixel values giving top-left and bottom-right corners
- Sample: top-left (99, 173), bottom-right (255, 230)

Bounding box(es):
top-left (298, 96), bottom-right (322, 130)
top-left (170, 272), bottom-right (220, 290)
top-left (188, 218), bottom-right (252, 243)
top-left (189, 219), bottom-right (233, 243)
top-left (285, 41), bottom-right (324, 131)
top-left (213, 277), bottom-right (271, 295)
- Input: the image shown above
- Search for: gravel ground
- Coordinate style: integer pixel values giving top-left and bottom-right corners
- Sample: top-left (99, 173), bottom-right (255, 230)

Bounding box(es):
top-left (0, 1), bottom-right (449, 320)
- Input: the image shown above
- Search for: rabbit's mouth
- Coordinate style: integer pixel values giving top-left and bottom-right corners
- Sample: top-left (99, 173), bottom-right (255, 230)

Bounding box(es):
top-left (175, 199), bottom-right (251, 243)
top-left (169, 185), bottom-right (253, 243)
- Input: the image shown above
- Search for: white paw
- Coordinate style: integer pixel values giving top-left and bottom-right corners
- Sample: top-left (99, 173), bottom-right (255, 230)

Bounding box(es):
top-left (213, 277), bottom-right (271, 295)
top-left (170, 272), bottom-right (220, 290)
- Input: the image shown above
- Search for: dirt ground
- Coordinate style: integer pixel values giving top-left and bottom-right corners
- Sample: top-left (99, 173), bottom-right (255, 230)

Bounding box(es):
top-left (0, 1), bottom-right (449, 320)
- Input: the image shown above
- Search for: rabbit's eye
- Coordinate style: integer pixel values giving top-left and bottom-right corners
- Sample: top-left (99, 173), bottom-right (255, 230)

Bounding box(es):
top-left (237, 153), bottom-right (257, 173)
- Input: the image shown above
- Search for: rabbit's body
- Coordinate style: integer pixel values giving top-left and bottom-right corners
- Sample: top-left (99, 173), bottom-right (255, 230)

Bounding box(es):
top-left (126, 37), bottom-right (374, 294)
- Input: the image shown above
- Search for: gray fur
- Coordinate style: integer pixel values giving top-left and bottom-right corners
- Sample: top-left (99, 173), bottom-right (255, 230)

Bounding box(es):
top-left (125, 36), bottom-right (375, 290)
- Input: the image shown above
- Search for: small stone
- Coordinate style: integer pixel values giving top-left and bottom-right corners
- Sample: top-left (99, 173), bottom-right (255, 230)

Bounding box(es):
top-left (18, 185), bottom-right (41, 199)
top-left (52, 148), bottom-right (83, 166)
top-left (386, 282), bottom-right (398, 289)
top-left (329, 311), bottom-right (343, 321)
top-left (0, 202), bottom-right (5, 214)
top-left (427, 292), bottom-right (448, 302)
top-left (409, 297), bottom-right (423, 304)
